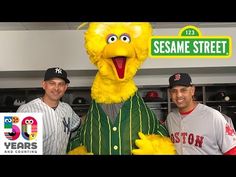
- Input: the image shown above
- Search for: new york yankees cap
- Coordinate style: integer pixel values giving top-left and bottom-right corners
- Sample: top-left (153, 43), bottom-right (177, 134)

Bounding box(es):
top-left (44, 67), bottom-right (70, 83)
top-left (169, 73), bottom-right (192, 88)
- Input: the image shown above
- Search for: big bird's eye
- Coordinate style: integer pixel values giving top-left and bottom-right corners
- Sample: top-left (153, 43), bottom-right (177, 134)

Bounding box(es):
top-left (107, 34), bottom-right (118, 44)
top-left (120, 34), bottom-right (131, 43)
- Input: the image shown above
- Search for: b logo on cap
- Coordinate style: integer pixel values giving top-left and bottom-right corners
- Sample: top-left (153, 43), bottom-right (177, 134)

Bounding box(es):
top-left (174, 74), bottom-right (181, 81)
top-left (55, 68), bottom-right (62, 74)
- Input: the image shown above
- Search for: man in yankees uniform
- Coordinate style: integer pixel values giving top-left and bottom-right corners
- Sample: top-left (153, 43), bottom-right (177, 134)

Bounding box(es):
top-left (166, 73), bottom-right (236, 155)
top-left (17, 67), bottom-right (81, 155)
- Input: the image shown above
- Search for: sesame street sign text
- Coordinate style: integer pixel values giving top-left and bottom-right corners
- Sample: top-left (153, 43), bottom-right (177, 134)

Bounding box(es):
top-left (150, 26), bottom-right (232, 58)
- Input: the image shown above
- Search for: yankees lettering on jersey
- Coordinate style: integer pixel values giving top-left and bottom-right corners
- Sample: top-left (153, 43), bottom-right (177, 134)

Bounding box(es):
top-left (62, 117), bottom-right (71, 134)
top-left (170, 132), bottom-right (204, 148)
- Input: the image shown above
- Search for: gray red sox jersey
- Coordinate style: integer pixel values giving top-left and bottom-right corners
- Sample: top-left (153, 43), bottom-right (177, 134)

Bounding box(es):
top-left (166, 103), bottom-right (236, 155)
top-left (17, 98), bottom-right (81, 155)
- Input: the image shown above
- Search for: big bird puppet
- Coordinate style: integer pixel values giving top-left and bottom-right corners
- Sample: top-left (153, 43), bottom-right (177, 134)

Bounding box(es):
top-left (68, 22), bottom-right (176, 155)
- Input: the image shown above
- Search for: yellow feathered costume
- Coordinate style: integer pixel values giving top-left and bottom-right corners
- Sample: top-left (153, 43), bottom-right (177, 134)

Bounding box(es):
top-left (68, 22), bottom-right (176, 155)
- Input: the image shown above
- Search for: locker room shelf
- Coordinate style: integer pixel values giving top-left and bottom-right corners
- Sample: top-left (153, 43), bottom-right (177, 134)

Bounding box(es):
top-left (0, 84), bottom-right (236, 127)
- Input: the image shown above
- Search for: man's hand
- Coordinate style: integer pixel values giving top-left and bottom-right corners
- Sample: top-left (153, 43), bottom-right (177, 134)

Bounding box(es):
top-left (132, 132), bottom-right (176, 155)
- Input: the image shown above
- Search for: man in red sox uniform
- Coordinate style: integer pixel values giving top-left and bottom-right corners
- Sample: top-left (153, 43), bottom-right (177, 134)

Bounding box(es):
top-left (166, 73), bottom-right (236, 155)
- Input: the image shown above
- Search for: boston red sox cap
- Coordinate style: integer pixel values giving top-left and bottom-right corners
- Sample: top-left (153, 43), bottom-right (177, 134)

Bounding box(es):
top-left (169, 73), bottom-right (192, 88)
top-left (44, 67), bottom-right (70, 83)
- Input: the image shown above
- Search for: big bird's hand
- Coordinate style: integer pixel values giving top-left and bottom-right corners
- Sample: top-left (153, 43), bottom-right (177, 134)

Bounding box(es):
top-left (67, 146), bottom-right (93, 155)
top-left (132, 132), bottom-right (176, 155)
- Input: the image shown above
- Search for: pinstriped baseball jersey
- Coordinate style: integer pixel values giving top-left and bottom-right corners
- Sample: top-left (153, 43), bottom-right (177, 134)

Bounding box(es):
top-left (17, 98), bottom-right (81, 155)
top-left (68, 92), bottom-right (168, 155)
top-left (166, 103), bottom-right (236, 155)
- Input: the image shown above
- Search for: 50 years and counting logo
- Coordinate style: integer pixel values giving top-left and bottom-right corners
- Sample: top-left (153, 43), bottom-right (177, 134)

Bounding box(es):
top-left (0, 113), bottom-right (43, 155)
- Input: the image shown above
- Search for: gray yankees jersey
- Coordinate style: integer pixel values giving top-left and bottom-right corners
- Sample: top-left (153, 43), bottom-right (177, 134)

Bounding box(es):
top-left (17, 98), bottom-right (81, 155)
top-left (166, 103), bottom-right (236, 155)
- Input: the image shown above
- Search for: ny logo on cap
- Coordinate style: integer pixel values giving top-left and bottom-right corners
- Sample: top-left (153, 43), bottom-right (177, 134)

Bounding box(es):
top-left (174, 74), bottom-right (181, 81)
top-left (55, 68), bottom-right (62, 74)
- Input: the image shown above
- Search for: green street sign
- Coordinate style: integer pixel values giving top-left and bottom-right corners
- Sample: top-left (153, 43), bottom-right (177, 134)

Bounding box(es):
top-left (149, 25), bottom-right (232, 58)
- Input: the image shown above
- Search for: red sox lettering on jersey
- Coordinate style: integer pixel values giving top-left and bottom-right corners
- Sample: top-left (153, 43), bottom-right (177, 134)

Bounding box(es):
top-left (170, 132), bottom-right (204, 148)
top-left (170, 123), bottom-right (236, 149)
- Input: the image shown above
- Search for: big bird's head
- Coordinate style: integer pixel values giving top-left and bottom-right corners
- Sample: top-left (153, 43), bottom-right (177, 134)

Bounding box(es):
top-left (84, 22), bottom-right (152, 103)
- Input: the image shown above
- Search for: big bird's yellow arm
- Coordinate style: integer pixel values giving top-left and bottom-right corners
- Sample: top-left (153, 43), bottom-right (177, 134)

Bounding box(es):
top-left (132, 132), bottom-right (176, 155)
top-left (68, 133), bottom-right (176, 155)
top-left (68, 146), bottom-right (93, 155)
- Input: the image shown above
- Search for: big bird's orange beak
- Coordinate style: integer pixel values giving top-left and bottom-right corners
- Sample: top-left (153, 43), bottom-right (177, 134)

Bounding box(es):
top-left (103, 40), bottom-right (135, 80)
top-left (112, 56), bottom-right (127, 79)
